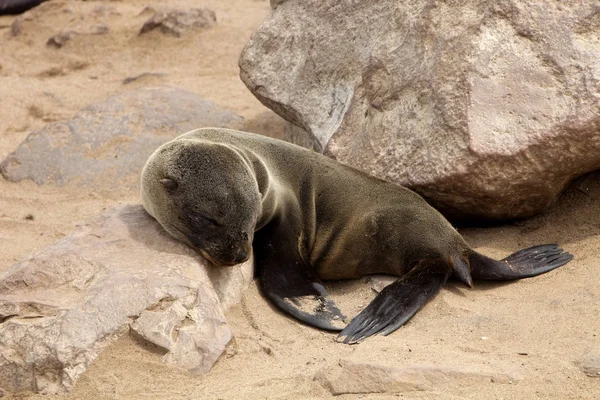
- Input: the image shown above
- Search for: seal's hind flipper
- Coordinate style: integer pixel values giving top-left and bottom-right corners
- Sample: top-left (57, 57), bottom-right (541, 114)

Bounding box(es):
top-left (470, 244), bottom-right (574, 280)
top-left (337, 264), bottom-right (450, 344)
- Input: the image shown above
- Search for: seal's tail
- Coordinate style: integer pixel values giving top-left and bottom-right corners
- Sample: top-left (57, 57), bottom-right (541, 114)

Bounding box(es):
top-left (469, 244), bottom-right (573, 280)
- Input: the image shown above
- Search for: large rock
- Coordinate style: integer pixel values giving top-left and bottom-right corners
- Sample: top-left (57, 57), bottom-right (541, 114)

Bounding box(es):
top-left (314, 359), bottom-right (520, 395)
top-left (0, 205), bottom-right (253, 394)
top-left (240, 0), bottom-right (600, 220)
top-left (0, 86), bottom-right (242, 191)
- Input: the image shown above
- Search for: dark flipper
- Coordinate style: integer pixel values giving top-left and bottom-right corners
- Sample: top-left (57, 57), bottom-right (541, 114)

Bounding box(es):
top-left (337, 262), bottom-right (450, 344)
top-left (470, 244), bottom-right (574, 281)
top-left (254, 219), bottom-right (347, 331)
top-left (0, 0), bottom-right (46, 15)
top-left (260, 256), bottom-right (347, 331)
top-left (452, 255), bottom-right (473, 287)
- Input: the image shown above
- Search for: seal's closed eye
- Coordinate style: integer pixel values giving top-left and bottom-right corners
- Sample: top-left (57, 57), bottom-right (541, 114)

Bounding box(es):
top-left (190, 213), bottom-right (221, 228)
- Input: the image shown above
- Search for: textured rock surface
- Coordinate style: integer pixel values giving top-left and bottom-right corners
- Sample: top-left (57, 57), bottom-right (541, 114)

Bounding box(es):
top-left (140, 7), bottom-right (217, 37)
top-left (0, 204), bottom-right (253, 394)
top-left (314, 359), bottom-right (520, 395)
top-left (578, 352), bottom-right (600, 377)
top-left (0, 86), bottom-right (242, 190)
top-left (240, 0), bottom-right (600, 220)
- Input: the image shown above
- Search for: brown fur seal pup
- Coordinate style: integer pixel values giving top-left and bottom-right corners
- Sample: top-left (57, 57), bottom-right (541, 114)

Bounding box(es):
top-left (141, 128), bottom-right (573, 344)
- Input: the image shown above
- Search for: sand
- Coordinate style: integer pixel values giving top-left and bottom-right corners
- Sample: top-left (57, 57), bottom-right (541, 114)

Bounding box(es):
top-left (0, 1), bottom-right (598, 399)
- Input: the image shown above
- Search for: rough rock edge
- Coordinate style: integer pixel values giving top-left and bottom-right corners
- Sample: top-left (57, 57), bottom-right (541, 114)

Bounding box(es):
top-left (0, 204), bottom-right (253, 394)
top-left (314, 359), bottom-right (521, 395)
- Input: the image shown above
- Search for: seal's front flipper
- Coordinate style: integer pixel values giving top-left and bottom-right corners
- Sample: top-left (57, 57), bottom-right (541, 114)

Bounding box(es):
top-left (254, 218), bottom-right (347, 331)
top-left (260, 263), bottom-right (347, 331)
top-left (337, 264), bottom-right (450, 344)
top-left (470, 244), bottom-right (574, 281)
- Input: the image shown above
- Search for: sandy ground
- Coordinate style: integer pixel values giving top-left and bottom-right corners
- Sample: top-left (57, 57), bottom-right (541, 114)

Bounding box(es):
top-left (1, 1), bottom-right (598, 399)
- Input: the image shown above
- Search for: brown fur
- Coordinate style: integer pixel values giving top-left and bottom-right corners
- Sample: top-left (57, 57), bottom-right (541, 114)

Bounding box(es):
top-left (141, 128), bottom-right (572, 342)
top-left (141, 127), bottom-right (469, 277)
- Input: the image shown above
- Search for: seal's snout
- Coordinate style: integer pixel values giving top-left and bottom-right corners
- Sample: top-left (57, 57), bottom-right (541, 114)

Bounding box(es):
top-left (215, 243), bottom-right (251, 266)
top-left (235, 248), bottom-right (249, 263)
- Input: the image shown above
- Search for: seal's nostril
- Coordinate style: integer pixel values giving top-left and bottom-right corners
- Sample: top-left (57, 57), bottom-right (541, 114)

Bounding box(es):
top-left (234, 249), bottom-right (248, 263)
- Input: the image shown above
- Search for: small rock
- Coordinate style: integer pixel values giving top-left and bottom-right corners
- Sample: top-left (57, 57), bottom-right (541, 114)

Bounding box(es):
top-left (314, 359), bottom-right (521, 395)
top-left (578, 352), bottom-right (600, 377)
top-left (46, 30), bottom-right (76, 48)
top-left (140, 8), bottom-right (216, 37)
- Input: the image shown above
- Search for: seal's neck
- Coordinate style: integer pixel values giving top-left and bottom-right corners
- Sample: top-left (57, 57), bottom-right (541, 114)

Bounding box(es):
top-left (252, 156), bottom-right (278, 231)
top-left (231, 147), bottom-right (277, 231)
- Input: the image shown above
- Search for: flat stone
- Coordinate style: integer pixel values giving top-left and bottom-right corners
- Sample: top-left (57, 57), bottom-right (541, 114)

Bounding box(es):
top-left (0, 204), bottom-right (253, 394)
top-left (315, 359), bottom-right (520, 395)
top-left (0, 87), bottom-right (243, 191)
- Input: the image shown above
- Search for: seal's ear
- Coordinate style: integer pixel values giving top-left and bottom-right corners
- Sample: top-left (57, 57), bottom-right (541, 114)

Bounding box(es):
top-left (160, 178), bottom-right (178, 192)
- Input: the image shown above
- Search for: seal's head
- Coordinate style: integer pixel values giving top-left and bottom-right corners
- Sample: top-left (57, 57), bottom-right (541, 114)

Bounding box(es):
top-left (141, 139), bottom-right (261, 266)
